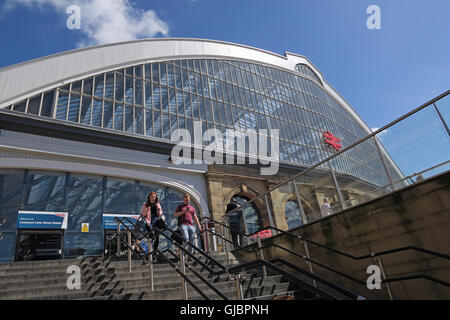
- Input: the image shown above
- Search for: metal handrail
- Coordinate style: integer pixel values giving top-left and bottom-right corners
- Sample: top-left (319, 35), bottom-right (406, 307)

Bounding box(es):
top-left (112, 217), bottom-right (150, 263)
top-left (266, 243), bottom-right (366, 286)
top-left (160, 248), bottom-right (229, 300)
top-left (260, 242), bottom-right (450, 289)
top-left (222, 89), bottom-right (450, 218)
top-left (156, 227), bottom-right (227, 274)
top-left (155, 249), bottom-right (210, 300)
top-left (200, 222), bottom-right (254, 254)
top-left (257, 225), bottom-right (450, 261)
top-left (115, 215), bottom-right (450, 299)
top-left (383, 274), bottom-right (450, 288)
top-left (116, 231), bottom-right (147, 261)
top-left (246, 225), bottom-right (450, 289)
top-left (335, 160), bottom-right (450, 211)
top-left (201, 216), bottom-right (373, 290)
top-left (270, 258), bottom-right (366, 299)
top-left (119, 216), bottom-right (234, 274)
top-left (201, 215), bottom-right (450, 291)
top-left (114, 217), bottom-right (229, 300)
top-left (116, 216), bottom-right (225, 272)
top-left (227, 258), bottom-right (365, 300)
top-left (202, 216), bottom-right (450, 262)
top-left (115, 216), bottom-right (370, 299)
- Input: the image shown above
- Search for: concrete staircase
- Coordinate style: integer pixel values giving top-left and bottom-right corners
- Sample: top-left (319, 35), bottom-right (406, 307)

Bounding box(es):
top-left (0, 252), bottom-right (305, 300)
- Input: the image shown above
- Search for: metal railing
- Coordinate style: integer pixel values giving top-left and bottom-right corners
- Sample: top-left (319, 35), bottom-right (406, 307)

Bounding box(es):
top-left (202, 90), bottom-right (450, 299)
top-left (200, 215), bottom-right (450, 300)
top-left (227, 258), bottom-right (365, 300)
top-left (332, 159), bottom-right (450, 213)
top-left (114, 216), bottom-right (230, 300)
top-left (113, 216), bottom-right (366, 300)
top-left (158, 248), bottom-right (229, 300)
top-left (222, 89), bottom-right (450, 232)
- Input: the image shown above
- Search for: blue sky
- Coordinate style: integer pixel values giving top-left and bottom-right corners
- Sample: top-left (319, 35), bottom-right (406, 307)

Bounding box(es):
top-left (0, 0), bottom-right (449, 169)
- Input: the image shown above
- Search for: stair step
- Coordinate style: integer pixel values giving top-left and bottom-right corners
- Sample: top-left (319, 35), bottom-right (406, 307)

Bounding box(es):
top-left (83, 280), bottom-right (239, 301)
top-left (0, 249), bottom-right (343, 300)
top-left (246, 290), bottom-right (305, 300)
top-left (0, 257), bottom-right (233, 277)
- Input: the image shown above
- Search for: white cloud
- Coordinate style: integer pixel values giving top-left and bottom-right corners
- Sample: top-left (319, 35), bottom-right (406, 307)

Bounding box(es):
top-left (2, 0), bottom-right (170, 47)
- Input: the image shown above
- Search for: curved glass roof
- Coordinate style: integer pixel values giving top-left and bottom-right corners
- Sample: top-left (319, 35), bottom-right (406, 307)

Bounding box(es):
top-left (295, 64), bottom-right (323, 85)
top-left (3, 58), bottom-right (399, 187)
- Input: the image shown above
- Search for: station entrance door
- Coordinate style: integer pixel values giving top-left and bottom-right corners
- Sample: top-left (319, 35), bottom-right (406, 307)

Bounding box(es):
top-left (15, 229), bottom-right (63, 261)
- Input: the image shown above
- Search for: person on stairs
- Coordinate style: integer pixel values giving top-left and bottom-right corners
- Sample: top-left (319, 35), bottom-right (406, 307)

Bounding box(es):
top-left (174, 194), bottom-right (202, 257)
top-left (140, 191), bottom-right (164, 262)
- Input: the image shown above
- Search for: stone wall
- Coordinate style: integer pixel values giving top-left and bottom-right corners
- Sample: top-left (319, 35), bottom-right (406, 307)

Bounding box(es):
top-left (232, 171), bottom-right (450, 300)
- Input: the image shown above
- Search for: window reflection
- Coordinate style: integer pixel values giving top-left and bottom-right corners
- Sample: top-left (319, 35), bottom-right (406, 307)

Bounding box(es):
top-left (67, 174), bottom-right (103, 231)
top-left (285, 200), bottom-right (303, 229)
top-left (105, 178), bottom-right (136, 214)
top-left (0, 232), bottom-right (16, 262)
top-left (64, 232), bottom-right (103, 257)
top-left (4, 57), bottom-right (394, 188)
top-left (25, 171), bottom-right (66, 212)
top-left (0, 169), bottom-right (205, 261)
top-left (233, 196), bottom-right (262, 235)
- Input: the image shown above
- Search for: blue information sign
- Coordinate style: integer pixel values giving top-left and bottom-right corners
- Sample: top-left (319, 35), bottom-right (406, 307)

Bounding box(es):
top-left (17, 211), bottom-right (68, 229)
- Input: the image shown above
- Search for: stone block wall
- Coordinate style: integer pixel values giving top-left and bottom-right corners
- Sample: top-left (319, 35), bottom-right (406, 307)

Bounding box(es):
top-left (232, 171), bottom-right (450, 300)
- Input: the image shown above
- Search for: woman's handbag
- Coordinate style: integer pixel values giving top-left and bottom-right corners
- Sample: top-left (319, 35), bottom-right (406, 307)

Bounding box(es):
top-left (171, 228), bottom-right (185, 245)
top-left (134, 217), bottom-right (147, 239)
top-left (154, 216), bottom-right (167, 231)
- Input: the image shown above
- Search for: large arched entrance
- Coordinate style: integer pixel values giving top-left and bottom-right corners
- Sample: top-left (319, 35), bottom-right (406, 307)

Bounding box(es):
top-left (226, 195), bottom-right (263, 246)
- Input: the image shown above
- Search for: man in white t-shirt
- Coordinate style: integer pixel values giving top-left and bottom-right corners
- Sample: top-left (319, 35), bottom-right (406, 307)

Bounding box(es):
top-left (320, 198), bottom-right (333, 217)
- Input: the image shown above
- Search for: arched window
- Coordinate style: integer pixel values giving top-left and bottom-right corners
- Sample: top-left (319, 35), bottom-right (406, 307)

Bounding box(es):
top-left (285, 200), bottom-right (303, 229)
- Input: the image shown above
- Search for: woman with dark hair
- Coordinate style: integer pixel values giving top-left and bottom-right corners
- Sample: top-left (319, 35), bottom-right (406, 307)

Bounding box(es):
top-left (140, 192), bottom-right (164, 259)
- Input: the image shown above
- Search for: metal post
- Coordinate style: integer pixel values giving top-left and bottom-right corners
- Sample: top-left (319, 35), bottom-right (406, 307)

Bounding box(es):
top-left (127, 230), bottom-right (132, 273)
top-left (148, 238), bottom-right (154, 291)
top-left (376, 257), bottom-right (394, 300)
top-left (234, 273), bottom-right (243, 300)
top-left (221, 225), bottom-right (226, 252)
top-left (293, 179), bottom-right (308, 225)
top-left (211, 226), bottom-right (217, 252)
top-left (224, 231), bottom-right (230, 266)
top-left (328, 162), bottom-right (347, 211)
top-left (433, 103), bottom-right (450, 138)
top-left (241, 207), bottom-right (249, 244)
top-left (257, 234), bottom-right (267, 278)
top-left (373, 136), bottom-right (397, 192)
top-left (217, 225), bottom-right (222, 252)
top-left (300, 237), bottom-right (316, 288)
top-left (203, 221), bottom-right (209, 252)
top-left (179, 247), bottom-right (188, 300)
top-left (224, 216), bottom-right (233, 248)
top-left (219, 224), bottom-right (226, 259)
top-left (222, 223), bottom-right (230, 266)
top-left (264, 194), bottom-right (276, 235)
top-left (116, 222), bottom-right (121, 256)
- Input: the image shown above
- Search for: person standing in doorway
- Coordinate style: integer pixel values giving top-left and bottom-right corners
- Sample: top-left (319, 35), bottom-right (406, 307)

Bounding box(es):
top-left (174, 194), bottom-right (202, 255)
top-left (227, 197), bottom-right (242, 246)
top-left (320, 198), bottom-right (333, 217)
